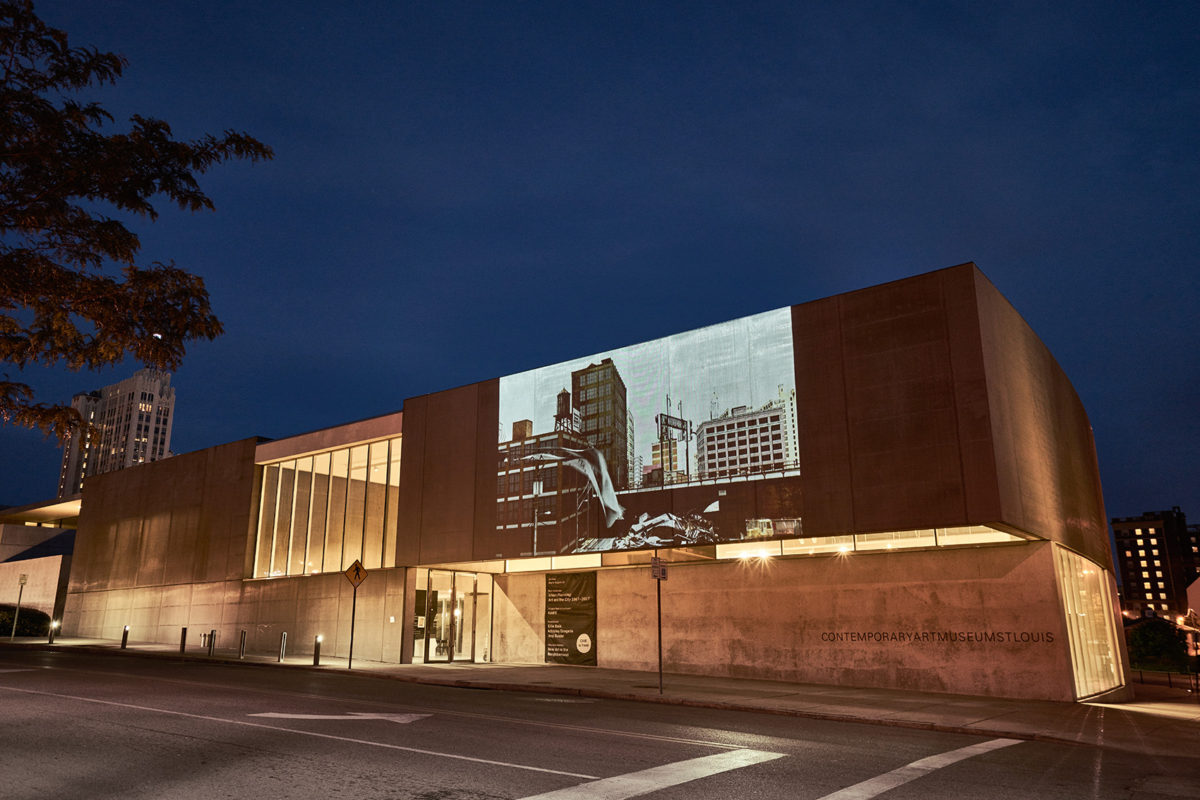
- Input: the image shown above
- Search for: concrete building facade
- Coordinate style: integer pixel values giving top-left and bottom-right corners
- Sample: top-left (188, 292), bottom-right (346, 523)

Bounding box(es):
top-left (59, 264), bottom-right (1130, 702)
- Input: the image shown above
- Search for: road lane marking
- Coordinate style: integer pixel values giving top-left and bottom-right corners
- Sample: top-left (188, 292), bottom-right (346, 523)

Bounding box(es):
top-left (39, 666), bottom-right (748, 753)
top-left (815, 738), bottom-right (1022, 800)
top-left (516, 749), bottom-right (786, 799)
top-left (0, 685), bottom-right (596, 779)
top-left (250, 711), bottom-right (430, 723)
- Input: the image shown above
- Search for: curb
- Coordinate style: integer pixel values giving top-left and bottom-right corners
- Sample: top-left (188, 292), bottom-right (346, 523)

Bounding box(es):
top-left (1, 641), bottom-right (1074, 746)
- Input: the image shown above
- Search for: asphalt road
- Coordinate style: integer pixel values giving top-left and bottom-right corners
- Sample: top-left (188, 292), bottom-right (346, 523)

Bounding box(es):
top-left (0, 649), bottom-right (1196, 799)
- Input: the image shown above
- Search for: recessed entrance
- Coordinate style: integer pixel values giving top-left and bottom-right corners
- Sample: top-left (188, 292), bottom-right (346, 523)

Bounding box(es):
top-left (413, 569), bottom-right (492, 663)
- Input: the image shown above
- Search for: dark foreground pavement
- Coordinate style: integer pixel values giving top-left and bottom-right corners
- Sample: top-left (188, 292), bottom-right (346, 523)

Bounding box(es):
top-left (4, 636), bottom-right (1198, 758)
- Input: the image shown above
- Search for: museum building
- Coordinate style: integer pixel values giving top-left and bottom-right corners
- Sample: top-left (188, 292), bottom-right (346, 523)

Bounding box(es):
top-left (59, 263), bottom-right (1131, 702)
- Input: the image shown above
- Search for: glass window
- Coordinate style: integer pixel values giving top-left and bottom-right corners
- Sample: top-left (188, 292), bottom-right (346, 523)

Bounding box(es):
top-left (255, 464), bottom-right (280, 577)
top-left (1053, 546), bottom-right (1125, 699)
top-left (343, 445), bottom-right (369, 568)
top-left (289, 456), bottom-right (314, 576)
top-left (308, 451), bottom-right (330, 573)
top-left (324, 448), bottom-right (349, 572)
top-left (855, 529), bottom-right (938, 551)
top-left (362, 441), bottom-right (388, 569)
top-left (272, 461), bottom-right (296, 576)
top-left (383, 437), bottom-right (401, 569)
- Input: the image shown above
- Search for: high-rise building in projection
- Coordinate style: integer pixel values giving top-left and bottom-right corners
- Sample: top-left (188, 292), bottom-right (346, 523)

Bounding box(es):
top-left (57, 369), bottom-right (175, 497)
top-left (695, 386), bottom-right (798, 480)
top-left (571, 359), bottom-right (629, 490)
top-left (496, 420), bottom-right (595, 555)
top-left (650, 439), bottom-right (686, 485)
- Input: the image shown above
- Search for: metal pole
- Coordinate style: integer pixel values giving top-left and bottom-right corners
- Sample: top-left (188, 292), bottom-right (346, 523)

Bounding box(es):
top-left (313, 635), bottom-right (322, 666)
top-left (48, 620), bottom-right (57, 644)
top-left (657, 569), bottom-right (663, 695)
top-left (180, 627), bottom-right (187, 653)
top-left (348, 585), bottom-right (357, 669)
top-left (207, 629), bottom-right (217, 657)
top-left (239, 630), bottom-right (247, 659)
top-left (121, 625), bottom-right (129, 649)
top-left (9, 584), bottom-right (23, 639)
top-left (278, 631), bottom-right (287, 662)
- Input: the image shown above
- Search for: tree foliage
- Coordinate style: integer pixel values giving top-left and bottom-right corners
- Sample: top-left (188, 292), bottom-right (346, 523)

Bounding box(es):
top-left (0, 0), bottom-right (271, 440)
top-left (1126, 617), bottom-right (1188, 672)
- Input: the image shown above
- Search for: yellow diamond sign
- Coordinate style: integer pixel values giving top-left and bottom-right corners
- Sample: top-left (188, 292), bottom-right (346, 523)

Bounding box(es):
top-left (344, 559), bottom-right (367, 588)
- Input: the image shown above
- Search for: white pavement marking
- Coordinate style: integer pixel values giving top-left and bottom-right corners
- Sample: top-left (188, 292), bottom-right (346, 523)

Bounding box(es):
top-left (516, 749), bottom-right (786, 800)
top-left (0, 669), bottom-right (35, 673)
top-left (0, 685), bottom-right (596, 780)
top-left (249, 711), bottom-right (430, 723)
top-left (815, 738), bottom-right (1022, 800)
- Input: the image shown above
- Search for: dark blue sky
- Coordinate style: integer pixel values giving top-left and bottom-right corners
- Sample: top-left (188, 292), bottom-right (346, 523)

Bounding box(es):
top-left (3, 2), bottom-right (1197, 521)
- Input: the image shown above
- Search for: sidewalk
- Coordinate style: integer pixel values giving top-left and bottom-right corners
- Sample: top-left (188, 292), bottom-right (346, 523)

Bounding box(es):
top-left (5, 636), bottom-right (1198, 757)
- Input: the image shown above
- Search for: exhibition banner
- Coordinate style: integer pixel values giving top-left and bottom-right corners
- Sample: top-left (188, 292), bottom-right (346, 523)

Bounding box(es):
top-left (545, 572), bottom-right (597, 665)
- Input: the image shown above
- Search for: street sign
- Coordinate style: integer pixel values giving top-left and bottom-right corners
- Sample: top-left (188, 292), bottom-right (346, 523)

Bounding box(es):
top-left (656, 413), bottom-right (688, 437)
top-left (18, 574), bottom-right (27, 586)
top-left (344, 560), bottom-right (367, 587)
top-left (651, 557), bottom-right (667, 581)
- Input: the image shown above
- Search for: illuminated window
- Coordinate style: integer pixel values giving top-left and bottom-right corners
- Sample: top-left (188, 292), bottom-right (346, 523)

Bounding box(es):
top-left (1053, 546), bottom-right (1124, 699)
top-left (1151, 549), bottom-right (1158, 556)
top-left (1136, 539), bottom-right (1144, 546)
top-left (1156, 571), bottom-right (1163, 577)
top-left (1138, 550), bottom-right (1145, 557)
top-left (1157, 582), bottom-right (1164, 589)
top-left (1125, 550), bottom-right (1132, 557)
top-left (1142, 571), bottom-right (1150, 578)
top-left (1140, 560), bottom-right (1148, 567)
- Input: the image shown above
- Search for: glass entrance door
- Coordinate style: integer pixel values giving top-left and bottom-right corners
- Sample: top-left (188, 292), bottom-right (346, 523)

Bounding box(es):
top-left (425, 569), bottom-right (454, 662)
top-left (419, 570), bottom-right (492, 663)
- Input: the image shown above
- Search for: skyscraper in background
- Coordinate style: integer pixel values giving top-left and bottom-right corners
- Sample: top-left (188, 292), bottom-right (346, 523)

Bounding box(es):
top-left (1111, 507), bottom-right (1199, 618)
top-left (57, 369), bottom-right (175, 497)
top-left (570, 359), bottom-right (629, 490)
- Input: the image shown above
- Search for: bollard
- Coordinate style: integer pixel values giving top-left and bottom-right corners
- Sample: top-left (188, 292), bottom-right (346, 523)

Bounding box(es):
top-left (121, 625), bottom-right (130, 649)
top-left (48, 620), bottom-right (58, 644)
top-left (180, 627), bottom-right (188, 653)
top-left (313, 635), bottom-right (322, 666)
top-left (207, 629), bottom-right (217, 657)
top-left (278, 631), bottom-right (287, 662)
top-left (238, 629), bottom-right (247, 660)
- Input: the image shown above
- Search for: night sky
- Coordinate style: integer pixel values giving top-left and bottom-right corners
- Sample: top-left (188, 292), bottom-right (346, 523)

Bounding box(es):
top-left (2, 2), bottom-right (1197, 523)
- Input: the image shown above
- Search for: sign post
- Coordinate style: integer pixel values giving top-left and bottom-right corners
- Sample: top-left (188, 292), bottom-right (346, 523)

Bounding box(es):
top-left (344, 560), bottom-right (367, 669)
top-left (9, 574), bottom-right (27, 640)
top-left (651, 556), bottom-right (667, 694)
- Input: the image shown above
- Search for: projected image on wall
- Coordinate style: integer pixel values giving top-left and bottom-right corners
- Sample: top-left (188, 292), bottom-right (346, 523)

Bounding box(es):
top-left (496, 307), bottom-right (799, 555)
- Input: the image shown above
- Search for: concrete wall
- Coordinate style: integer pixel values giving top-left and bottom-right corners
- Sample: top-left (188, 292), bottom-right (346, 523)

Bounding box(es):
top-left (0, 555), bottom-right (65, 619)
top-left (68, 438), bottom-right (260, 595)
top-left (255, 410), bottom-right (402, 463)
top-left (495, 542), bottom-right (1076, 701)
top-left (63, 569), bottom-right (409, 661)
top-left (974, 275), bottom-right (1111, 567)
top-left (492, 572), bottom-right (545, 663)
